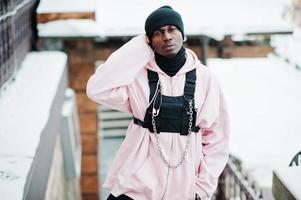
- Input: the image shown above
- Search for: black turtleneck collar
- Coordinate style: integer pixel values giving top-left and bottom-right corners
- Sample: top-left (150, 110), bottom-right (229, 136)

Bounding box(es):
top-left (155, 47), bottom-right (186, 77)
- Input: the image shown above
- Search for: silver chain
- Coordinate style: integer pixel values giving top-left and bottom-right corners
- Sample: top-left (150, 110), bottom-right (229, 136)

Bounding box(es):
top-left (152, 99), bottom-right (194, 169)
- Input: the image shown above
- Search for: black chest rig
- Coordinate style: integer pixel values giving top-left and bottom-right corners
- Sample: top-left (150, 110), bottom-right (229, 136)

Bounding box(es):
top-left (134, 69), bottom-right (200, 135)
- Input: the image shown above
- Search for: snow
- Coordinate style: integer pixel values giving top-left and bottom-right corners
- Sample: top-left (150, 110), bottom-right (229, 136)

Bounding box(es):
top-left (0, 157), bottom-right (33, 200)
top-left (96, 0), bottom-right (292, 39)
top-left (37, 19), bottom-right (103, 38)
top-left (37, 0), bottom-right (97, 13)
top-left (0, 51), bottom-right (67, 199)
top-left (37, 0), bottom-right (293, 40)
top-left (208, 55), bottom-right (301, 188)
top-left (274, 167), bottom-right (301, 198)
top-left (271, 26), bottom-right (301, 67)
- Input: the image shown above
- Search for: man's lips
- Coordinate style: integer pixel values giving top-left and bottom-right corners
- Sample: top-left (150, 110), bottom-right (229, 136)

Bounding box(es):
top-left (163, 43), bottom-right (175, 50)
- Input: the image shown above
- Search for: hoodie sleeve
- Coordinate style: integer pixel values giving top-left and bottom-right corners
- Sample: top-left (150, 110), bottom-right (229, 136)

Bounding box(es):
top-left (86, 35), bottom-right (153, 113)
top-left (195, 70), bottom-right (230, 199)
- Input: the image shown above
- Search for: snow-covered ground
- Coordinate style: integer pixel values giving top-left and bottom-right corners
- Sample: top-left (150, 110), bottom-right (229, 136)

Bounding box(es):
top-left (208, 55), bottom-right (301, 188)
top-left (0, 52), bottom-right (67, 199)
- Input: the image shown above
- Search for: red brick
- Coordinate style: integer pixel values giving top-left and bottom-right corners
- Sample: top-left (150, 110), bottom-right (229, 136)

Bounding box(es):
top-left (223, 45), bottom-right (273, 58)
top-left (82, 193), bottom-right (99, 200)
top-left (69, 64), bottom-right (95, 90)
top-left (76, 92), bottom-right (97, 113)
top-left (81, 175), bottom-right (99, 194)
top-left (94, 47), bottom-right (118, 60)
top-left (186, 46), bottom-right (217, 59)
top-left (81, 133), bottom-right (98, 154)
top-left (67, 49), bottom-right (95, 66)
top-left (81, 155), bottom-right (98, 175)
top-left (79, 113), bottom-right (98, 133)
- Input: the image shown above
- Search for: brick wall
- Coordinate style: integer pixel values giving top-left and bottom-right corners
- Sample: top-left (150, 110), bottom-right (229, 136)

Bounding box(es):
top-left (92, 39), bottom-right (272, 62)
top-left (221, 45), bottom-right (274, 58)
top-left (64, 39), bottom-right (99, 200)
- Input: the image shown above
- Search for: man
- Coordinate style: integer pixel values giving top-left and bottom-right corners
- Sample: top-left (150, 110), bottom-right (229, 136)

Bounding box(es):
top-left (87, 5), bottom-right (230, 200)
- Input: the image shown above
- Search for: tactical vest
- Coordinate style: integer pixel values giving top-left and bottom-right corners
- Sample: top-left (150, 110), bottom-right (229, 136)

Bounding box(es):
top-left (134, 69), bottom-right (200, 135)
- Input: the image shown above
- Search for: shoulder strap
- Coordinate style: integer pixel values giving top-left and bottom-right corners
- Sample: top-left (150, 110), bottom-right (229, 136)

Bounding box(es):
top-left (184, 68), bottom-right (196, 99)
top-left (147, 69), bottom-right (159, 102)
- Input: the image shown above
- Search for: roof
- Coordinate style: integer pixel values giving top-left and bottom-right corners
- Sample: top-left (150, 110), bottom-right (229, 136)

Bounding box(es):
top-left (37, 0), bottom-right (293, 40)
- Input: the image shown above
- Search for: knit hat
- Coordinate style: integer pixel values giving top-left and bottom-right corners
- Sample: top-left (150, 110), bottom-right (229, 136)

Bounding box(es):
top-left (145, 5), bottom-right (184, 40)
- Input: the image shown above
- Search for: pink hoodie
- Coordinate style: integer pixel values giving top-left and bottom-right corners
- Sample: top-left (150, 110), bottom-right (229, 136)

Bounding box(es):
top-left (86, 35), bottom-right (230, 200)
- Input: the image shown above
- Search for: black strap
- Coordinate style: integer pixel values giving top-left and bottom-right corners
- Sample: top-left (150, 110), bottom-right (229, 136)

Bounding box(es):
top-left (184, 68), bottom-right (196, 99)
top-left (133, 117), bottom-right (149, 128)
top-left (133, 117), bottom-right (201, 133)
top-left (147, 69), bottom-right (159, 102)
top-left (147, 69), bottom-right (196, 101)
top-left (141, 69), bottom-right (199, 134)
top-left (107, 194), bottom-right (133, 200)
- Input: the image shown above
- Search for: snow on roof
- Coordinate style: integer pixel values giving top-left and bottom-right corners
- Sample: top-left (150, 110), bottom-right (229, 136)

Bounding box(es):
top-left (38, 19), bottom-right (103, 38)
top-left (208, 56), bottom-right (301, 188)
top-left (271, 27), bottom-right (301, 67)
top-left (96, 0), bottom-right (293, 39)
top-left (0, 51), bottom-right (67, 199)
top-left (37, 0), bottom-right (293, 39)
top-left (274, 167), bottom-right (301, 198)
top-left (37, 0), bottom-right (97, 13)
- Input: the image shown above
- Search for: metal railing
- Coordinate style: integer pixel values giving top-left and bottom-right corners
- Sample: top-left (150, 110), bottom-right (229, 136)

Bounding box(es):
top-left (0, 0), bottom-right (37, 88)
top-left (215, 155), bottom-right (264, 200)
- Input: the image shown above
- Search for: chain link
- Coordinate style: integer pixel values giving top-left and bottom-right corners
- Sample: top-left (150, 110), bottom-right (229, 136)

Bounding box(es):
top-left (152, 99), bottom-right (194, 169)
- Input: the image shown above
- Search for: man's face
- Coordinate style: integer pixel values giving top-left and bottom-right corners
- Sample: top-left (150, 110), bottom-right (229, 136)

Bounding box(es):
top-left (151, 25), bottom-right (183, 58)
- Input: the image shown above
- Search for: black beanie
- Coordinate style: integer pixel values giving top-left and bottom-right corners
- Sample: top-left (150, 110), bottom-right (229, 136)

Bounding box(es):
top-left (145, 5), bottom-right (184, 40)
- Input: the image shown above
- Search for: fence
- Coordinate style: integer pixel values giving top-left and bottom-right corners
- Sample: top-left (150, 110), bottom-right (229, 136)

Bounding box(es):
top-left (0, 0), bottom-right (37, 88)
top-left (215, 155), bottom-right (264, 200)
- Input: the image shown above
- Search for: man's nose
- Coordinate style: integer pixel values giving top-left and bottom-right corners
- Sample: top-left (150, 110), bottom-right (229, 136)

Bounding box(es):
top-left (163, 31), bottom-right (172, 41)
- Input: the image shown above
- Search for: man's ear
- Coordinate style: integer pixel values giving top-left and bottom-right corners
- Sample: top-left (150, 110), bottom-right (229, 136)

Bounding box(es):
top-left (145, 36), bottom-right (150, 44)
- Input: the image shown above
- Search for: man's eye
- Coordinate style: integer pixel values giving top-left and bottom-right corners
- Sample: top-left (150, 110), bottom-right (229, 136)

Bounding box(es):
top-left (153, 31), bottom-right (161, 36)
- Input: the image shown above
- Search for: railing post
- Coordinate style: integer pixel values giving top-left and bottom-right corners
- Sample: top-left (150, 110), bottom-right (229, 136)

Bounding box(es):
top-left (200, 35), bottom-right (209, 66)
top-left (216, 169), bottom-right (227, 200)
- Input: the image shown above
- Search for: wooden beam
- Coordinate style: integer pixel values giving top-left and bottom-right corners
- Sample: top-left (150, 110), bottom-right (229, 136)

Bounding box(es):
top-left (37, 12), bottom-right (96, 24)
